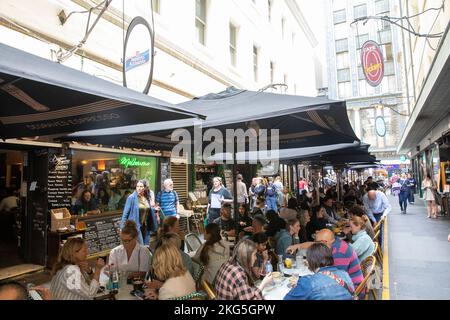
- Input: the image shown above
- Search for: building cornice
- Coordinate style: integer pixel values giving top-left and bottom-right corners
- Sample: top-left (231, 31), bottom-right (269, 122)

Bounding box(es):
top-left (285, 0), bottom-right (318, 48)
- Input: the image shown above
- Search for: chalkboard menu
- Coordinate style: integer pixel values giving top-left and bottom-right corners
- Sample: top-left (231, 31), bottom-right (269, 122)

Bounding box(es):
top-left (48, 151), bottom-right (72, 209)
top-left (84, 215), bottom-right (121, 255)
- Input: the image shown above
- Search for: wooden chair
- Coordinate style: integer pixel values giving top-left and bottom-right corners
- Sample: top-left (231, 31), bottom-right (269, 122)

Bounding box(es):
top-left (372, 241), bottom-right (382, 266)
top-left (373, 216), bottom-right (385, 233)
top-left (354, 255), bottom-right (376, 300)
top-left (201, 280), bottom-right (216, 300)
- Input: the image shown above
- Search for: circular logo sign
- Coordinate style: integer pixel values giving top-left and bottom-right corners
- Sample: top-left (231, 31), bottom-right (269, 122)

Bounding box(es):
top-left (361, 40), bottom-right (384, 87)
top-left (123, 16), bottom-right (154, 94)
top-left (375, 116), bottom-right (386, 137)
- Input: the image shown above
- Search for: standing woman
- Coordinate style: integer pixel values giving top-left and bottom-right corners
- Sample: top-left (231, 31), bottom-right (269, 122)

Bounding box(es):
top-left (422, 174), bottom-right (437, 219)
top-left (206, 177), bottom-right (233, 224)
top-left (398, 173), bottom-right (409, 214)
top-left (121, 179), bottom-right (158, 245)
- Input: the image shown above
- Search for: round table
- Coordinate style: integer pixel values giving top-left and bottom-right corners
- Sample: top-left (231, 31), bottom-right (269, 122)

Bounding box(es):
top-left (262, 268), bottom-right (314, 300)
top-left (99, 271), bottom-right (140, 300)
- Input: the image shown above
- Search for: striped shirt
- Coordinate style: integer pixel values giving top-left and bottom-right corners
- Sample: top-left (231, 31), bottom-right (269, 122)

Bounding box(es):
top-left (331, 238), bottom-right (364, 287)
top-left (50, 265), bottom-right (99, 300)
top-left (156, 190), bottom-right (179, 217)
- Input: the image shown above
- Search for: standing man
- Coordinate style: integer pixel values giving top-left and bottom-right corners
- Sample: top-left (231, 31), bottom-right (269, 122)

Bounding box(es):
top-left (265, 177), bottom-right (278, 212)
top-left (406, 173), bottom-right (416, 205)
top-left (155, 178), bottom-right (179, 218)
top-left (363, 185), bottom-right (392, 246)
top-left (236, 174), bottom-right (248, 207)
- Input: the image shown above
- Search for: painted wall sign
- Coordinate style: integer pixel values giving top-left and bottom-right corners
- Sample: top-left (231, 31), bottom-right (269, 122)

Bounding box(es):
top-left (123, 16), bottom-right (154, 94)
top-left (361, 40), bottom-right (384, 87)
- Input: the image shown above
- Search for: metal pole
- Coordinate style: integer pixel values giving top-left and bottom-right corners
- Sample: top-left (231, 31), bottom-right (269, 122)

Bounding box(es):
top-left (233, 140), bottom-right (239, 245)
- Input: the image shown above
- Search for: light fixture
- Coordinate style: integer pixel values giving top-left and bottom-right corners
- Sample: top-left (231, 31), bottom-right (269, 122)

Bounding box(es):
top-left (81, 160), bottom-right (88, 165)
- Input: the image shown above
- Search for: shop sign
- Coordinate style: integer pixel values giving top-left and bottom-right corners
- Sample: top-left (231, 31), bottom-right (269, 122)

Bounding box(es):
top-left (119, 156), bottom-right (151, 168)
top-left (361, 40), bottom-right (384, 87)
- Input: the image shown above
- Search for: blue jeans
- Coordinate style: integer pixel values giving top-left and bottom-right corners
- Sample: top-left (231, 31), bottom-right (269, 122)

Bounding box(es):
top-left (266, 196), bottom-right (278, 212)
top-left (207, 208), bottom-right (221, 224)
top-left (409, 189), bottom-right (415, 203)
top-left (399, 192), bottom-right (409, 211)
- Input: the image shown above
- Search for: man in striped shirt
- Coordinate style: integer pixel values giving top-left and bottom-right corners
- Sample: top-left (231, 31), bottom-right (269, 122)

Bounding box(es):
top-left (155, 179), bottom-right (179, 217)
top-left (315, 229), bottom-right (363, 288)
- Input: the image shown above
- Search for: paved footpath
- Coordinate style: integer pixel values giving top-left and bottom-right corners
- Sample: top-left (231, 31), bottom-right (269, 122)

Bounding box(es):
top-left (386, 194), bottom-right (450, 300)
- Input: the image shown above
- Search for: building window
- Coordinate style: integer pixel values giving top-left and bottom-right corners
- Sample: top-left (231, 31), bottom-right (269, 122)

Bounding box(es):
top-left (378, 30), bottom-right (392, 44)
top-left (380, 19), bottom-right (391, 30)
top-left (353, 4), bottom-right (367, 20)
top-left (195, 0), bottom-right (207, 45)
top-left (337, 68), bottom-right (350, 82)
top-left (335, 38), bottom-right (348, 53)
top-left (383, 43), bottom-right (393, 61)
top-left (375, 0), bottom-right (390, 15)
top-left (336, 52), bottom-right (349, 69)
top-left (357, 33), bottom-right (369, 49)
top-left (333, 9), bottom-right (346, 24)
top-left (270, 61), bottom-right (275, 84)
top-left (253, 45), bottom-right (259, 82)
top-left (381, 75), bottom-right (396, 93)
top-left (151, 0), bottom-right (160, 14)
top-left (384, 61), bottom-right (395, 75)
top-left (361, 108), bottom-right (377, 146)
top-left (281, 18), bottom-right (286, 39)
top-left (229, 23), bottom-right (237, 67)
top-left (338, 81), bottom-right (351, 99)
top-left (359, 79), bottom-right (375, 96)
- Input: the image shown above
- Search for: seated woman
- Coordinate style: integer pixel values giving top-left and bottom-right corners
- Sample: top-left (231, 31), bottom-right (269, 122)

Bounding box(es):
top-left (346, 206), bottom-right (375, 240)
top-left (144, 243), bottom-right (196, 300)
top-left (347, 216), bottom-right (375, 262)
top-left (72, 190), bottom-right (99, 215)
top-left (284, 243), bottom-right (355, 300)
top-left (159, 216), bottom-right (185, 251)
top-left (155, 232), bottom-right (194, 277)
top-left (193, 223), bottom-right (230, 284)
top-left (238, 203), bottom-right (253, 238)
top-left (279, 198), bottom-right (299, 221)
top-left (108, 220), bottom-right (151, 278)
top-left (50, 238), bottom-right (105, 300)
top-left (251, 232), bottom-right (269, 279)
top-left (310, 206), bottom-right (328, 234)
top-left (215, 239), bottom-right (273, 300)
top-left (96, 188), bottom-right (110, 212)
top-left (275, 218), bottom-right (300, 258)
top-left (265, 210), bottom-right (286, 237)
top-left (298, 209), bottom-right (313, 242)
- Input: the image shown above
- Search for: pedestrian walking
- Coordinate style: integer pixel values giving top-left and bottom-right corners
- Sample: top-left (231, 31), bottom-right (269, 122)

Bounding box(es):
top-left (406, 173), bottom-right (416, 204)
top-left (398, 173), bottom-right (409, 214)
top-left (422, 174), bottom-right (437, 219)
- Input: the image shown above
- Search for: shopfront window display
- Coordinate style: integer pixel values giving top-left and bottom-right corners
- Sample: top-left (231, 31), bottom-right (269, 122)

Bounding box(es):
top-left (71, 151), bottom-right (157, 215)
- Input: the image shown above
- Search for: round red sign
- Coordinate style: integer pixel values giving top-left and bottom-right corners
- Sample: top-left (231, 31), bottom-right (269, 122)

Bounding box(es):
top-left (361, 40), bottom-right (384, 87)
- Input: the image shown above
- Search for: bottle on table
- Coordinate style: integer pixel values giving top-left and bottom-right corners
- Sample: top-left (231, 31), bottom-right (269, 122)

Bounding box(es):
top-left (111, 264), bottom-right (119, 293)
top-left (277, 255), bottom-right (284, 273)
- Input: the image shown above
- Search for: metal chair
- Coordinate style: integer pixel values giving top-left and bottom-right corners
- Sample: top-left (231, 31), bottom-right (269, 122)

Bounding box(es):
top-left (201, 280), bottom-right (216, 300)
top-left (355, 255), bottom-right (376, 300)
top-left (185, 232), bottom-right (203, 253)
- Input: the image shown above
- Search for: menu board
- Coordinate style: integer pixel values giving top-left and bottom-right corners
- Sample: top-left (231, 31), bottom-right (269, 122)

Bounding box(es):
top-left (84, 215), bottom-right (121, 255)
top-left (48, 151), bottom-right (72, 209)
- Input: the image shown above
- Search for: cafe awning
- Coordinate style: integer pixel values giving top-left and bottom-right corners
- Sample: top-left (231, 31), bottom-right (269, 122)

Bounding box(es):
top-left (64, 87), bottom-right (360, 150)
top-left (0, 43), bottom-right (205, 139)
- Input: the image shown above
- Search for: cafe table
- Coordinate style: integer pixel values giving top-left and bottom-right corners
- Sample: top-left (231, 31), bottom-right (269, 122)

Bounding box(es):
top-left (262, 267), bottom-right (314, 300)
top-left (98, 270), bottom-right (140, 300)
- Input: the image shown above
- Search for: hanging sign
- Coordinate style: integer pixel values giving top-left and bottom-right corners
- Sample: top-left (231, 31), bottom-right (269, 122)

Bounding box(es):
top-left (361, 40), bottom-right (384, 87)
top-left (123, 16), bottom-right (154, 94)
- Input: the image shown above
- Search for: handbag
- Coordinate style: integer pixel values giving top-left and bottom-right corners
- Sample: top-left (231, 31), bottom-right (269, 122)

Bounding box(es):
top-left (433, 188), bottom-right (442, 206)
top-left (320, 270), bottom-right (358, 300)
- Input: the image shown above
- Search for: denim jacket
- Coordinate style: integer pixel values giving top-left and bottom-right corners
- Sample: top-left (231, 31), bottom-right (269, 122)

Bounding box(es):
top-left (120, 191), bottom-right (158, 243)
top-left (284, 266), bottom-right (354, 300)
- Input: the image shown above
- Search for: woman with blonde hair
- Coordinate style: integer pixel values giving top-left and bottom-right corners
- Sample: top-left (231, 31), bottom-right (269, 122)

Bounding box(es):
top-left (145, 243), bottom-right (196, 300)
top-left (348, 215), bottom-right (375, 262)
top-left (214, 239), bottom-right (273, 300)
top-left (422, 174), bottom-right (437, 219)
top-left (50, 238), bottom-right (105, 300)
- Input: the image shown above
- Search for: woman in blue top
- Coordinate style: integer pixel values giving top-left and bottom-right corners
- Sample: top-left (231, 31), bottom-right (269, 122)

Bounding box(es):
top-left (284, 243), bottom-right (354, 300)
top-left (275, 218), bottom-right (300, 259)
top-left (206, 177), bottom-right (233, 224)
top-left (348, 215), bottom-right (375, 262)
top-left (120, 180), bottom-right (158, 245)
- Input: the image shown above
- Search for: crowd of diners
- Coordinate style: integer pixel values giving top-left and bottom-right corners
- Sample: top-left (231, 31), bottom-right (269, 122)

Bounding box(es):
top-left (0, 175), bottom-right (388, 300)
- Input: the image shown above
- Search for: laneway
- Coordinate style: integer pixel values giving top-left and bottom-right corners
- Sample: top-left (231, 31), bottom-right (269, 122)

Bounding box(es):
top-left (387, 195), bottom-right (450, 299)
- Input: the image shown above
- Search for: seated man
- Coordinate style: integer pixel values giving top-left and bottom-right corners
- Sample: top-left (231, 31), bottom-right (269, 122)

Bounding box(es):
top-left (242, 214), bottom-right (266, 236)
top-left (0, 281), bottom-right (51, 300)
top-left (213, 203), bottom-right (237, 238)
top-left (315, 229), bottom-right (363, 289)
top-left (72, 190), bottom-right (100, 215)
top-left (323, 196), bottom-right (339, 224)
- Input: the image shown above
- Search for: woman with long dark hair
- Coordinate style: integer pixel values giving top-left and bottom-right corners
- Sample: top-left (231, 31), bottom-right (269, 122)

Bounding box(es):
top-left (120, 179), bottom-right (158, 245)
top-left (193, 223), bottom-right (230, 284)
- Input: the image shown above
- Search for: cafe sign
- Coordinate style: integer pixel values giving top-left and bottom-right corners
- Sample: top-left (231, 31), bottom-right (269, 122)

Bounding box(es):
top-left (119, 156), bottom-right (151, 168)
top-left (361, 40), bottom-right (384, 87)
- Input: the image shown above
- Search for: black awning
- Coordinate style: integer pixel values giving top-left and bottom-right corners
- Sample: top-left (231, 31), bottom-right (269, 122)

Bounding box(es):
top-left (63, 87), bottom-right (360, 151)
top-left (0, 43), bottom-right (205, 139)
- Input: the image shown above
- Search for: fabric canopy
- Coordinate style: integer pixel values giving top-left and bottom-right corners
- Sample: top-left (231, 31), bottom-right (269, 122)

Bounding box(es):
top-left (64, 87), bottom-right (360, 151)
top-left (0, 43), bottom-right (205, 139)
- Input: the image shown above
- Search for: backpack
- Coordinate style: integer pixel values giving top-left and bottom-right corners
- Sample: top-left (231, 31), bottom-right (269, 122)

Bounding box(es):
top-left (266, 183), bottom-right (276, 197)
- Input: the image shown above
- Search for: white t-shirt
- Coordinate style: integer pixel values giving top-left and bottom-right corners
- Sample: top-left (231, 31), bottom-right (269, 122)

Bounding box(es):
top-left (108, 244), bottom-right (152, 272)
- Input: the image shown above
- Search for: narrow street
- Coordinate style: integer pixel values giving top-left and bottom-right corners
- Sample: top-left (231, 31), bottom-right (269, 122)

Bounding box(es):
top-left (387, 194), bottom-right (450, 299)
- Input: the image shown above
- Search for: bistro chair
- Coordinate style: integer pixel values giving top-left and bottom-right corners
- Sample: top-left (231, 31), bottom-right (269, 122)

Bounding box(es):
top-left (373, 216), bottom-right (385, 234)
top-left (354, 255), bottom-right (376, 300)
top-left (168, 291), bottom-right (208, 300)
top-left (192, 260), bottom-right (205, 290)
top-left (201, 280), bottom-right (216, 300)
top-left (178, 204), bottom-right (195, 234)
top-left (185, 232), bottom-right (203, 253)
top-left (372, 241), bottom-right (382, 266)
